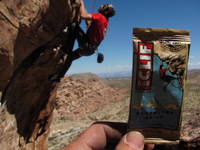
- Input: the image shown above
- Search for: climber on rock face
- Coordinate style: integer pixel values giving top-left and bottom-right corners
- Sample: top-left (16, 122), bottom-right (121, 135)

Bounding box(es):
top-left (71, 0), bottom-right (115, 63)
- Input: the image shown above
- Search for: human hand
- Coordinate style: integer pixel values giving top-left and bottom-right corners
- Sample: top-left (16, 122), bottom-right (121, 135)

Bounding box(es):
top-left (61, 122), bottom-right (154, 150)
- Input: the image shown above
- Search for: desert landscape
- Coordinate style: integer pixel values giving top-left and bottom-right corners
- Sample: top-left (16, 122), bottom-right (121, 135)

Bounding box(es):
top-left (0, 70), bottom-right (199, 150)
top-left (47, 70), bottom-right (200, 150)
top-left (0, 1), bottom-right (198, 149)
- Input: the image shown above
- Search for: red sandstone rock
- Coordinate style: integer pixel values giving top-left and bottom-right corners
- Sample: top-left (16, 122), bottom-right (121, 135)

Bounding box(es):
top-left (55, 76), bottom-right (127, 119)
top-left (0, 0), bottom-right (80, 150)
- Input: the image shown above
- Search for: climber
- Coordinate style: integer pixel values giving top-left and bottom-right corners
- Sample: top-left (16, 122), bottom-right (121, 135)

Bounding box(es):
top-left (70, 0), bottom-right (116, 63)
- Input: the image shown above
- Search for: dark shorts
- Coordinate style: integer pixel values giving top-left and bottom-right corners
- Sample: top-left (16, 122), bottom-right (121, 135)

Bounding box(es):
top-left (75, 25), bottom-right (98, 56)
top-left (79, 42), bottom-right (98, 56)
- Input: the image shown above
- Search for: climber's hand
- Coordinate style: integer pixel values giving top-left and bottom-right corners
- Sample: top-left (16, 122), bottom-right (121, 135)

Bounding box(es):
top-left (61, 122), bottom-right (155, 150)
top-left (79, 0), bottom-right (92, 20)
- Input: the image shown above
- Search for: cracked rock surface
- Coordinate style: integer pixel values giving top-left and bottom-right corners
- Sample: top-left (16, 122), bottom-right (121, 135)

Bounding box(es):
top-left (0, 0), bottom-right (80, 149)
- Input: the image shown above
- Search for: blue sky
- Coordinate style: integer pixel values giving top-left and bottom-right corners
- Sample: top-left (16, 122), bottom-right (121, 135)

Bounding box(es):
top-left (67, 0), bottom-right (200, 75)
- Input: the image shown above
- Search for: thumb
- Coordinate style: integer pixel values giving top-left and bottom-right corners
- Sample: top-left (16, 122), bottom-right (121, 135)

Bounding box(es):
top-left (115, 131), bottom-right (144, 150)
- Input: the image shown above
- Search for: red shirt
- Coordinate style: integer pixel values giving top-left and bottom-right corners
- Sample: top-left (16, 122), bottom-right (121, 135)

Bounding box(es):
top-left (86, 13), bottom-right (109, 45)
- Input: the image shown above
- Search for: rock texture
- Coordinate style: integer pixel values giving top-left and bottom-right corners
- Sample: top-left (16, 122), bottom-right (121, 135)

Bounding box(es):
top-left (0, 0), bottom-right (80, 150)
top-left (0, 0), bottom-right (80, 91)
top-left (55, 75), bottom-right (127, 119)
top-left (49, 75), bottom-right (129, 150)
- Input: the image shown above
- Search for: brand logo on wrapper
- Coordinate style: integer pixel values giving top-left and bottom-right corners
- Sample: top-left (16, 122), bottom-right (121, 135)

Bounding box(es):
top-left (136, 43), bottom-right (153, 90)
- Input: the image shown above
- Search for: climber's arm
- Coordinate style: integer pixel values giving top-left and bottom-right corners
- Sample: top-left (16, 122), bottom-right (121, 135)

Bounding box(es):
top-left (80, 0), bottom-right (92, 20)
top-left (85, 20), bottom-right (92, 29)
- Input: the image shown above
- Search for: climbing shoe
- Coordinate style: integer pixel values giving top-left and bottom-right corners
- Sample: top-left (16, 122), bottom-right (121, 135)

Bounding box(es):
top-left (97, 53), bottom-right (104, 63)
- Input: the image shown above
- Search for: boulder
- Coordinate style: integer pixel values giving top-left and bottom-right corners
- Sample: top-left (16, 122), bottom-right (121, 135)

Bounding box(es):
top-left (0, 0), bottom-right (80, 149)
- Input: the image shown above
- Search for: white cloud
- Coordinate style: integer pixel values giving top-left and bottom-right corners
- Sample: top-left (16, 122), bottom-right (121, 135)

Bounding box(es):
top-left (188, 62), bottom-right (200, 69)
top-left (90, 64), bottom-right (132, 74)
top-left (189, 56), bottom-right (195, 59)
top-left (67, 64), bottom-right (132, 75)
top-left (115, 65), bottom-right (132, 70)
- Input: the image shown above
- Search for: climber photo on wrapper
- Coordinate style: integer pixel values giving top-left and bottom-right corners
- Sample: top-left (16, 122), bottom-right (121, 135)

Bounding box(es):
top-left (71, 0), bottom-right (115, 63)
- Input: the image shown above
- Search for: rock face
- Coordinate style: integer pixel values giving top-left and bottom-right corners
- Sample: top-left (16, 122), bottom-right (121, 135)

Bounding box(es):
top-left (55, 75), bottom-right (127, 119)
top-left (0, 0), bottom-right (80, 149)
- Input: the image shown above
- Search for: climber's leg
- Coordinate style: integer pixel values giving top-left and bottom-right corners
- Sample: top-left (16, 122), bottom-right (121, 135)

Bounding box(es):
top-left (71, 43), bottom-right (98, 61)
top-left (71, 48), bottom-right (82, 60)
top-left (70, 25), bottom-right (98, 61)
top-left (74, 24), bottom-right (89, 46)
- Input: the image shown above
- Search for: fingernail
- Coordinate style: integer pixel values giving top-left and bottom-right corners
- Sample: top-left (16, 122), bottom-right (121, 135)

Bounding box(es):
top-left (124, 131), bottom-right (144, 150)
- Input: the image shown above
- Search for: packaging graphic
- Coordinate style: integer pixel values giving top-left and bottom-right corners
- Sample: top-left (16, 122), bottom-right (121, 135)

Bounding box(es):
top-left (129, 28), bottom-right (191, 144)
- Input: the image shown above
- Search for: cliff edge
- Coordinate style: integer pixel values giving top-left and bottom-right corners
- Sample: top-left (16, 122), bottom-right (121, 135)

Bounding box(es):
top-left (0, 0), bottom-right (80, 149)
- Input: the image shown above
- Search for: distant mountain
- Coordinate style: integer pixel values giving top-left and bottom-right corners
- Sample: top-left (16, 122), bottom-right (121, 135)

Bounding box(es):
top-left (97, 71), bottom-right (132, 78)
top-left (68, 69), bottom-right (200, 80)
top-left (97, 69), bottom-right (200, 79)
top-left (70, 72), bottom-right (100, 80)
top-left (188, 69), bottom-right (200, 79)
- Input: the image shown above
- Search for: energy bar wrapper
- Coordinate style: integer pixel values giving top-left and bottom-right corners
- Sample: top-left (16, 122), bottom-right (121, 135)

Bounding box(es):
top-left (129, 28), bottom-right (191, 144)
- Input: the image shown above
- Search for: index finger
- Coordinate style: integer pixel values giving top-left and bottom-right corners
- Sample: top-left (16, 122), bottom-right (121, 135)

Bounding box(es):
top-left (61, 122), bottom-right (126, 150)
